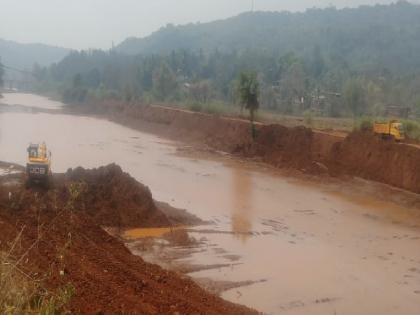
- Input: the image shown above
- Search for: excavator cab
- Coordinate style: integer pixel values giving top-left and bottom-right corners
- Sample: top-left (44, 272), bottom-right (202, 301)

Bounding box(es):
top-left (26, 142), bottom-right (52, 187)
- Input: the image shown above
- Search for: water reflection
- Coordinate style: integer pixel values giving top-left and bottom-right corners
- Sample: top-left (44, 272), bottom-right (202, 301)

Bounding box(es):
top-left (231, 167), bottom-right (253, 242)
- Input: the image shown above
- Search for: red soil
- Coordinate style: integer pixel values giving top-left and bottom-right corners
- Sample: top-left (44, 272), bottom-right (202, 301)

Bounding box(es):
top-left (62, 164), bottom-right (169, 228)
top-left (0, 165), bottom-right (256, 315)
top-left (328, 131), bottom-right (420, 193)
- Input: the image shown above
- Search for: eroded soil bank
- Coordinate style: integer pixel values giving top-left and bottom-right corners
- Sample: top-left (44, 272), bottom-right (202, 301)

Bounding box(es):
top-left (0, 163), bottom-right (255, 314)
top-left (74, 100), bottom-right (420, 194)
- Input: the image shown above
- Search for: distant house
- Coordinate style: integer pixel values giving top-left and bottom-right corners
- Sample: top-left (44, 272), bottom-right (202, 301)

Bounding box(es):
top-left (384, 106), bottom-right (410, 118)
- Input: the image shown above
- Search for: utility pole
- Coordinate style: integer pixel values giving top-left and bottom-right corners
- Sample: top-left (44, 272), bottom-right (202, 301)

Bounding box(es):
top-left (252, 0), bottom-right (255, 12)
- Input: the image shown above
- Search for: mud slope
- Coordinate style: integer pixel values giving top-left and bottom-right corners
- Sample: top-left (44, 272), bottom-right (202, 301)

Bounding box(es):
top-left (73, 101), bottom-right (420, 195)
top-left (70, 102), bottom-right (254, 152)
top-left (78, 102), bottom-right (340, 172)
top-left (0, 165), bottom-right (255, 315)
top-left (234, 124), bottom-right (318, 171)
top-left (329, 131), bottom-right (420, 194)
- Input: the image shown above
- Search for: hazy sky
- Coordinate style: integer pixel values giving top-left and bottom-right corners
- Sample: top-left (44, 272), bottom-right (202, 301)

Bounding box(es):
top-left (0, 0), bottom-right (403, 49)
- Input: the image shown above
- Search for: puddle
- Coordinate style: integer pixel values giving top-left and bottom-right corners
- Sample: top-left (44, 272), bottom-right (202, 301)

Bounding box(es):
top-left (124, 226), bottom-right (186, 239)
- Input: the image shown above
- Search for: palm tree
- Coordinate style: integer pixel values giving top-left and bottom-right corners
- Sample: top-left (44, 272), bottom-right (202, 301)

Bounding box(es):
top-left (237, 71), bottom-right (260, 138)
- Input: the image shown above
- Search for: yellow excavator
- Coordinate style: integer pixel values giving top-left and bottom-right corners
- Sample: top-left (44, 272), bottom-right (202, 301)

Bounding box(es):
top-left (26, 142), bottom-right (52, 186)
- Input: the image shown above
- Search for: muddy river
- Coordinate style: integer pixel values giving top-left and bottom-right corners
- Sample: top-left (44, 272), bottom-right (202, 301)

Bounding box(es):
top-left (1, 93), bottom-right (420, 314)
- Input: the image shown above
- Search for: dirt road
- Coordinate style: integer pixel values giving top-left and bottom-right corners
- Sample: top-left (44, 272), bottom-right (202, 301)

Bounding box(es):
top-left (1, 93), bottom-right (420, 314)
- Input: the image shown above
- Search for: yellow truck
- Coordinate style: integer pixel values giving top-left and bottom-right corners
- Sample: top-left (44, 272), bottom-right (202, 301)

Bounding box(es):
top-left (373, 120), bottom-right (405, 141)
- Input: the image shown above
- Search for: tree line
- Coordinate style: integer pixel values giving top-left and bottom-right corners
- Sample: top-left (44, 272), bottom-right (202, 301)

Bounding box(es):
top-left (32, 46), bottom-right (420, 118)
top-left (32, 1), bottom-right (420, 118)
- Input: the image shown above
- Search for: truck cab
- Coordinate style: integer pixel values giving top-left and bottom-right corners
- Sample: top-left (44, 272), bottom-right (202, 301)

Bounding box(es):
top-left (389, 121), bottom-right (405, 141)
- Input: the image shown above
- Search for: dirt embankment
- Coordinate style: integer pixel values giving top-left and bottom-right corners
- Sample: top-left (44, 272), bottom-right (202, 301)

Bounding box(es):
top-left (0, 164), bottom-right (256, 314)
top-left (328, 132), bottom-right (420, 194)
top-left (70, 101), bottom-right (420, 195)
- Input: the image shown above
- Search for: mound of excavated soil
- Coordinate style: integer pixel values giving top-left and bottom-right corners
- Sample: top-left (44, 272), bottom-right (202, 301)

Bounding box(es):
top-left (61, 164), bottom-right (169, 228)
top-left (0, 165), bottom-right (256, 314)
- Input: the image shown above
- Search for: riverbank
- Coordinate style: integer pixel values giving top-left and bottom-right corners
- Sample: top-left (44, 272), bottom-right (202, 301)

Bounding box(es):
top-left (0, 163), bottom-right (256, 314)
top-left (66, 99), bottom-right (420, 196)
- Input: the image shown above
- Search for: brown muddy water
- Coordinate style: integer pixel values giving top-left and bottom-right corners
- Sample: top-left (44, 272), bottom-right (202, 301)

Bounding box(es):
top-left (1, 93), bottom-right (420, 314)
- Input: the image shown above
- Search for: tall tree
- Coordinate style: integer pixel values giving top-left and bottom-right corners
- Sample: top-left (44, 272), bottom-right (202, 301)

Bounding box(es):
top-left (237, 71), bottom-right (260, 138)
top-left (343, 79), bottom-right (367, 117)
top-left (189, 80), bottom-right (212, 104)
top-left (153, 62), bottom-right (178, 101)
top-left (310, 45), bottom-right (325, 79)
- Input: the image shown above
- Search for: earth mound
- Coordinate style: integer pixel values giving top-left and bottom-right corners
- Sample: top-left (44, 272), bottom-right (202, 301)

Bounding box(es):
top-left (0, 164), bottom-right (254, 314)
top-left (62, 164), bottom-right (169, 228)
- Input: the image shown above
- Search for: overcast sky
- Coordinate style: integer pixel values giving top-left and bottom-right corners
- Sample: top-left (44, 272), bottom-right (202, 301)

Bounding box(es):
top-left (0, 0), bottom-right (404, 50)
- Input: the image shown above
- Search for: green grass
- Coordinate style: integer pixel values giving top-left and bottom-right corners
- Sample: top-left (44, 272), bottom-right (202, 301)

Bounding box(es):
top-left (186, 101), bottom-right (237, 116)
top-left (257, 110), bottom-right (354, 131)
top-left (173, 100), bottom-right (420, 140)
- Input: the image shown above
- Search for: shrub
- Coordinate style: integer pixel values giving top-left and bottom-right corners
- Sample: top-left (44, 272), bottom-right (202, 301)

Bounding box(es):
top-left (187, 101), bottom-right (229, 115)
top-left (402, 119), bottom-right (420, 140)
top-left (187, 102), bottom-right (203, 112)
top-left (62, 86), bottom-right (88, 104)
top-left (303, 110), bottom-right (313, 127)
top-left (202, 102), bottom-right (229, 115)
top-left (354, 116), bottom-right (373, 131)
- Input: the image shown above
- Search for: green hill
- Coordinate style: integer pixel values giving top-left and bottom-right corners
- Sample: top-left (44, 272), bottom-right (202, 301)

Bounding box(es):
top-left (0, 39), bottom-right (70, 78)
top-left (116, 1), bottom-right (420, 74)
top-left (37, 2), bottom-right (420, 117)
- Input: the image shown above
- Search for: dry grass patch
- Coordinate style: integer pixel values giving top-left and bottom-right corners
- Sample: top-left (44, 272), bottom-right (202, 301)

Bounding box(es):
top-left (0, 236), bottom-right (73, 315)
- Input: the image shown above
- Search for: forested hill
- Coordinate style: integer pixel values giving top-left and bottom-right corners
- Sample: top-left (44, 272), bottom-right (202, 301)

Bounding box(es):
top-left (0, 39), bottom-right (70, 73)
top-left (117, 1), bottom-right (420, 74)
top-left (34, 1), bottom-right (420, 118)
